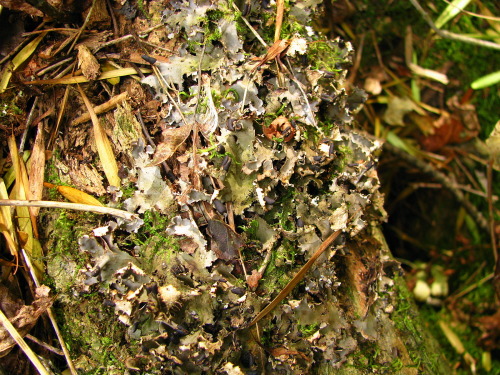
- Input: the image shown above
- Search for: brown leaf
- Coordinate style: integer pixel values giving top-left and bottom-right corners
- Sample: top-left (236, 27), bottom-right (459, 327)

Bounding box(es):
top-left (149, 124), bottom-right (193, 166)
top-left (207, 219), bottom-right (243, 260)
top-left (0, 284), bottom-right (52, 356)
top-left (263, 116), bottom-right (295, 142)
top-left (28, 126), bottom-right (46, 216)
top-left (251, 39), bottom-right (291, 73)
top-left (246, 269), bottom-right (262, 290)
top-left (77, 44), bottom-right (101, 80)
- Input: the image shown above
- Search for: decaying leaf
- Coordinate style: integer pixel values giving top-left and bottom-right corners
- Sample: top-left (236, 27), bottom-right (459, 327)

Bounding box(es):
top-left (28, 127), bottom-right (46, 217)
top-left (77, 44), bottom-right (101, 80)
top-left (263, 115), bottom-right (296, 142)
top-left (0, 284), bottom-right (52, 356)
top-left (149, 124), bottom-right (193, 166)
top-left (0, 32), bottom-right (47, 94)
top-left (207, 219), bottom-right (243, 260)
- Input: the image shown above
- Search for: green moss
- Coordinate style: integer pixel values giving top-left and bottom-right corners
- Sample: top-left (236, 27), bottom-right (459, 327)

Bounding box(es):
top-left (298, 323), bottom-right (319, 337)
top-left (308, 41), bottom-right (344, 72)
top-left (126, 210), bottom-right (179, 272)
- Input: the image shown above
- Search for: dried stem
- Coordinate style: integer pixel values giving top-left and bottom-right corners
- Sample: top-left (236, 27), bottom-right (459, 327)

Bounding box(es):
top-left (0, 200), bottom-right (138, 221)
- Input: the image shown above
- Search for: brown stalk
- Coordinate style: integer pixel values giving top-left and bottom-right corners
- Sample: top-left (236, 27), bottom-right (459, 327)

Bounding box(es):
top-left (274, 0), bottom-right (285, 43)
top-left (248, 229), bottom-right (342, 327)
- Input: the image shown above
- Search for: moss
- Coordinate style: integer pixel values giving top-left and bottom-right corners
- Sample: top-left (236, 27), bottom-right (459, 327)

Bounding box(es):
top-left (298, 323), bottom-right (319, 337)
top-left (57, 293), bottom-right (131, 373)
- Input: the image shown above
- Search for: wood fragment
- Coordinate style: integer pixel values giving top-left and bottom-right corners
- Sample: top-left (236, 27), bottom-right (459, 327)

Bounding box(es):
top-left (71, 91), bottom-right (127, 125)
top-left (248, 229), bottom-right (342, 327)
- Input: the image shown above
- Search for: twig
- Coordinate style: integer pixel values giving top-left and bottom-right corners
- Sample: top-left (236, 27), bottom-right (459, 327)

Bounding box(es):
top-left (19, 96), bottom-right (40, 153)
top-left (383, 142), bottom-right (490, 234)
top-left (450, 272), bottom-right (493, 300)
top-left (71, 91), bottom-right (128, 125)
top-left (68, 0), bottom-right (96, 53)
top-left (232, 2), bottom-right (268, 48)
top-left (0, 307), bottom-right (50, 375)
top-left (409, 0), bottom-right (500, 51)
top-left (248, 229), bottom-right (342, 327)
top-left (0, 200), bottom-right (138, 221)
top-left (105, 0), bottom-right (119, 38)
top-left (25, 334), bottom-right (64, 356)
top-left (405, 26), bottom-right (449, 84)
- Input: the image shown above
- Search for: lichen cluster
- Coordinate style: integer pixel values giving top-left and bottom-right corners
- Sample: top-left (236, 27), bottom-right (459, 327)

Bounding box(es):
top-left (74, 0), bottom-right (391, 373)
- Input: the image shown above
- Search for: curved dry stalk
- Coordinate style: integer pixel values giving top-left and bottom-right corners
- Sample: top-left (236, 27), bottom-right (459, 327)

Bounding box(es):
top-left (0, 200), bottom-right (138, 221)
top-left (248, 229), bottom-right (342, 327)
top-left (0, 308), bottom-right (50, 375)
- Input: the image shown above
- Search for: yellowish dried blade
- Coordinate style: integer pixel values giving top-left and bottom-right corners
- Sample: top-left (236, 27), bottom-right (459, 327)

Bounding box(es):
top-left (77, 85), bottom-right (121, 187)
top-left (25, 67), bottom-right (151, 85)
top-left (7, 137), bottom-right (44, 277)
top-left (8, 136), bottom-right (39, 237)
top-left (44, 182), bottom-right (104, 207)
top-left (0, 181), bottom-right (19, 261)
top-left (28, 126), bottom-right (46, 216)
top-left (438, 320), bottom-right (465, 354)
top-left (0, 32), bottom-right (47, 93)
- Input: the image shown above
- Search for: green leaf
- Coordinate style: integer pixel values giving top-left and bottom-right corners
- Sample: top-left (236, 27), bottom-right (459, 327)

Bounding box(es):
top-left (471, 70), bottom-right (500, 89)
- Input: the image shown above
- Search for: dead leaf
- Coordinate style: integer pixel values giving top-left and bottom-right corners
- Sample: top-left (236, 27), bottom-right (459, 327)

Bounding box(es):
top-left (0, 284), bottom-right (52, 357)
top-left (43, 182), bottom-right (104, 206)
top-left (251, 39), bottom-right (291, 73)
top-left (149, 124), bottom-right (193, 166)
top-left (77, 44), bottom-right (101, 80)
top-left (28, 126), bottom-right (46, 216)
top-left (0, 32), bottom-right (47, 93)
top-left (207, 219), bottom-right (243, 260)
top-left (263, 116), bottom-right (295, 142)
top-left (246, 269), bottom-right (262, 290)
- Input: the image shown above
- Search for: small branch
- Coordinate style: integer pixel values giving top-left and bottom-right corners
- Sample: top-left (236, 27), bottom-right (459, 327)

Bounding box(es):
top-left (409, 0), bottom-right (500, 51)
top-left (0, 200), bottom-right (138, 221)
top-left (248, 229), bottom-right (342, 327)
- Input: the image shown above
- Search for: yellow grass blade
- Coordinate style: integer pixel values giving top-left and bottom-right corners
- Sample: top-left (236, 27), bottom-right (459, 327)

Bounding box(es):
top-left (44, 182), bottom-right (104, 206)
top-left (24, 67), bottom-right (150, 85)
top-left (77, 85), bottom-right (121, 187)
top-left (0, 32), bottom-right (47, 93)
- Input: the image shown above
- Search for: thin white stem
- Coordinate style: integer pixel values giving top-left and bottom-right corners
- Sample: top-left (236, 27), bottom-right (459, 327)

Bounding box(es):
top-left (0, 200), bottom-right (138, 221)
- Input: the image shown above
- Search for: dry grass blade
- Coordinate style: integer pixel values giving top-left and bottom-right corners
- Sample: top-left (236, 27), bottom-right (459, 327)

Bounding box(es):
top-left (44, 182), bottom-right (104, 206)
top-left (248, 229), bottom-right (342, 327)
top-left (8, 135), bottom-right (42, 271)
top-left (77, 85), bottom-right (121, 187)
top-left (0, 32), bottom-right (47, 93)
top-left (0, 308), bottom-right (50, 375)
top-left (0, 180), bottom-right (18, 256)
top-left (0, 199), bottom-right (137, 221)
top-left (24, 67), bottom-right (151, 85)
